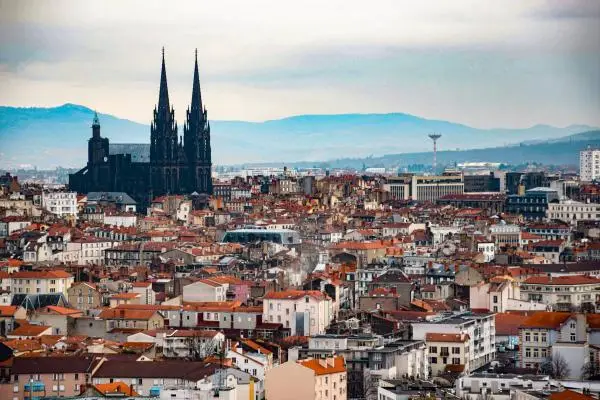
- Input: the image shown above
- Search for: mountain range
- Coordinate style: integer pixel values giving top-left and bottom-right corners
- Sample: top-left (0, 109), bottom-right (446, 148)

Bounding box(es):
top-left (0, 103), bottom-right (598, 169)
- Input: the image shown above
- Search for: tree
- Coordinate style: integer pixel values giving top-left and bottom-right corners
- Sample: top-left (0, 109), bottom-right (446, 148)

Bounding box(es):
top-left (581, 361), bottom-right (600, 380)
top-left (539, 354), bottom-right (571, 379)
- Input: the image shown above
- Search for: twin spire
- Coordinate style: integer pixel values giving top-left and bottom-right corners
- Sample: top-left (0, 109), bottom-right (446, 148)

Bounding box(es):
top-left (157, 47), bottom-right (204, 117)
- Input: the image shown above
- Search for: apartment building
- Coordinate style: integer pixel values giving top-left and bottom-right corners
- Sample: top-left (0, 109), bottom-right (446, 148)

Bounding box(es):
top-left (41, 191), bottom-right (78, 219)
top-left (67, 282), bottom-right (102, 312)
top-left (426, 333), bottom-right (470, 376)
top-left (265, 356), bottom-right (347, 400)
top-left (518, 311), bottom-right (588, 378)
top-left (489, 223), bottom-right (521, 248)
top-left (520, 275), bottom-right (600, 311)
top-left (131, 282), bottom-right (156, 305)
top-left (580, 146), bottom-right (600, 182)
top-left (383, 174), bottom-right (464, 203)
top-left (412, 312), bottom-right (496, 371)
top-left (11, 356), bottom-right (95, 399)
top-left (547, 199), bottom-right (600, 224)
top-left (11, 270), bottom-right (74, 296)
top-left (263, 290), bottom-right (333, 336)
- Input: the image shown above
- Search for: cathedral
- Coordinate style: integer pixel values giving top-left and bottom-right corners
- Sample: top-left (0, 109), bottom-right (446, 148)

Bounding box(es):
top-left (69, 49), bottom-right (213, 209)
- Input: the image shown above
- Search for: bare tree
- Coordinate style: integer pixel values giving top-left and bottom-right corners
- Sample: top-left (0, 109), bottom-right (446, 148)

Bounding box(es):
top-left (581, 361), bottom-right (600, 380)
top-left (539, 354), bottom-right (571, 379)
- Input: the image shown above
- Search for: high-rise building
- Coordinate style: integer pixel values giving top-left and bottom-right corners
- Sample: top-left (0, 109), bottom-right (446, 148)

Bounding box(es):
top-left (580, 146), bottom-right (600, 182)
top-left (69, 49), bottom-right (213, 209)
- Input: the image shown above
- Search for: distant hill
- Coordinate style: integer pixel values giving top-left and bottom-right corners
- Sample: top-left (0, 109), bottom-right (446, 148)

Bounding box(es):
top-left (279, 131), bottom-right (600, 170)
top-left (0, 103), bottom-right (597, 168)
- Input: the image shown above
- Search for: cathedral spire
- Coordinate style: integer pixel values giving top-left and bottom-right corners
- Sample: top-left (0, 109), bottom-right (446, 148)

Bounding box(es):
top-left (190, 48), bottom-right (203, 114)
top-left (92, 110), bottom-right (100, 127)
top-left (158, 47), bottom-right (170, 112)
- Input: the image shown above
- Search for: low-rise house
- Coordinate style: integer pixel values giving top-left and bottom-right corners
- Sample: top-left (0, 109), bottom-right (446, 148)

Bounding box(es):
top-left (266, 356), bottom-right (347, 400)
top-left (131, 282), bottom-right (156, 305)
top-left (7, 323), bottom-right (53, 339)
top-left (163, 329), bottom-right (224, 359)
top-left (29, 305), bottom-right (83, 335)
top-left (426, 332), bottom-right (470, 377)
top-left (518, 311), bottom-right (588, 378)
top-left (109, 292), bottom-right (141, 308)
top-left (98, 308), bottom-right (165, 331)
top-left (0, 305), bottom-right (26, 336)
top-left (91, 359), bottom-right (218, 397)
top-left (183, 279), bottom-right (227, 302)
top-left (263, 290), bottom-right (333, 336)
top-left (11, 356), bottom-right (96, 398)
top-left (67, 282), bottom-right (103, 313)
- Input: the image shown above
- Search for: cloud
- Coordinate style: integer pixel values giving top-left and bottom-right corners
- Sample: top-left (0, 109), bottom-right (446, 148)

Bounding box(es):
top-left (0, 0), bottom-right (599, 128)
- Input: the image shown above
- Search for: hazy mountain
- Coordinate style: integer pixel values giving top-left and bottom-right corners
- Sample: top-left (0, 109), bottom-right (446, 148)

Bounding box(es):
top-left (0, 103), bottom-right (597, 168)
top-left (281, 131), bottom-right (600, 170)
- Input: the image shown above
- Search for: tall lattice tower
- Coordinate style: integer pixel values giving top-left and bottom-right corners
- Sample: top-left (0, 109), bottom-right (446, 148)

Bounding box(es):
top-left (428, 133), bottom-right (442, 173)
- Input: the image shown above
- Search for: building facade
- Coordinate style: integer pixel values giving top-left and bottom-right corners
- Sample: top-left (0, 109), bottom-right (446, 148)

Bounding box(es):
top-left (580, 147), bottom-right (600, 182)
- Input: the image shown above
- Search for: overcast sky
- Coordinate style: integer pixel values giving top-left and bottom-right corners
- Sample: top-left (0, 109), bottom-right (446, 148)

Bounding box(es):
top-left (1, 0), bottom-right (599, 128)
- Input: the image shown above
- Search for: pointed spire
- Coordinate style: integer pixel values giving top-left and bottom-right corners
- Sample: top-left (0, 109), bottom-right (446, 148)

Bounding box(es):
top-left (92, 110), bottom-right (100, 127)
top-left (158, 46), bottom-right (170, 112)
top-left (191, 48), bottom-right (203, 113)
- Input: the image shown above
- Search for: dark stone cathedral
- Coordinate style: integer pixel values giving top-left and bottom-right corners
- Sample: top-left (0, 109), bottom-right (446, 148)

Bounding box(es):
top-left (69, 49), bottom-right (213, 209)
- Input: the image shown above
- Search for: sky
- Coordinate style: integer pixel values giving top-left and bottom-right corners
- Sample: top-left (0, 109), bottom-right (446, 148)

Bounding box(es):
top-left (0, 0), bottom-right (599, 128)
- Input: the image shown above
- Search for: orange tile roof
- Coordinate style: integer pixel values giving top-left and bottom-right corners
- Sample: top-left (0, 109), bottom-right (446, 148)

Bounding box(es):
top-left (264, 290), bottom-right (328, 301)
top-left (425, 333), bottom-right (469, 343)
top-left (495, 312), bottom-right (532, 336)
top-left (94, 382), bottom-right (139, 397)
top-left (0, 306), bottom-right (20, 317)
top-left (520, 312), bottom-right (573, 329)
top-left (586, 314), bottom-right (600, 330)
top-left (2, 339), bottom-right (42, 352)
top-left (40, 306), bottom-right (82, 316)
top-left (110, 293), bottom-right (141, 300)
top-left (523, 275), bottom-right (600, 285)
top-left (9, 324), bottom-right (51, 337)
top-left (298, 356), bottom-right (346, 375)
top-left (98, 308), bottom-right (160, 320)
top-left (549, 390), bottom-right (595, 400)
top-left (11, 270), bottom-right (72, 279)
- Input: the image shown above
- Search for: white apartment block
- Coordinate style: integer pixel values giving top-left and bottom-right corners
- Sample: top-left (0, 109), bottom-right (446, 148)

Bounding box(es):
top-left (547, 199), bottom-right (600, 224)
top-left (263, 290), bottom-right (333, 336)
top-left (411, 313), bottom-right (496, 371)
top-left (67, 237), bottom-right (115, 265)
top-left (41, 191), bottom-right (78, 218)
top-left (580, 147), bottom-right (600, 182)
top-left (520, 275), bottom-right (600, 311)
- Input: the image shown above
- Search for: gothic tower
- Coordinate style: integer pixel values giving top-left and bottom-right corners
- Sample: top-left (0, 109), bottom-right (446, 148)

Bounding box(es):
top-left (150, 48), bottom-right (179, 195)
top-left (184, 49), bottom-right (213, 195)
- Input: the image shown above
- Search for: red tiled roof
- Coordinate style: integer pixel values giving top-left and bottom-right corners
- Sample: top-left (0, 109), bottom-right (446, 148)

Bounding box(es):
top-left (425, 333), bottom-right (469, 343)
top-left (523, 275), bottom-right (600, 285)
top-left (298, 356), bottom-right (346, 375)
top-left (264, 290), bottom-right (328, 301)
top-left (520, 312), bottom-right (573, 329)
top-left (11, 270), bottom-right (72, 279)
top-left (549, 390), bottom-right (595, 400)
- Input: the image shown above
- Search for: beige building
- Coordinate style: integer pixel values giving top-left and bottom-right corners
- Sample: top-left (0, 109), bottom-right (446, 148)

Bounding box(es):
top-left (67, 282), bottom-right (102, 313)
top-left (426, 333), bottom-right (470, 376)
top-left (11, 270), bottom-right (74, 296)
top-left (265, 356), bottom-right (347, 400)
top-left (98, 308), bottom-right (164, 331)
top-left (263, 290), bottom-right (332, 336)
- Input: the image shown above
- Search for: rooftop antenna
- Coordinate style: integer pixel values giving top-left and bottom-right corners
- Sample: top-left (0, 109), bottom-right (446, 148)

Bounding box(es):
top-left (428, 133), bottom-right (442, 174)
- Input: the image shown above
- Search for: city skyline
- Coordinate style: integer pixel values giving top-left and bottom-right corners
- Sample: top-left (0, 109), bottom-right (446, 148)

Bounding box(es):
top-left (1, 0), bottom-right (599, 129)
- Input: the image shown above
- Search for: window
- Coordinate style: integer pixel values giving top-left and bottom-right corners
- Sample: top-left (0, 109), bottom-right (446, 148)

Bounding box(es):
top-left (430, 357), bottom-right (438, 364)
top-left (452, 347), bottom-right (460, 354)
top-left (244, 359), bottom-right (248, 363)
top-left (74, 374), bottom-right (79, 380)
top-left (571, 333), bottom-right (576, 342)
top-left (452, 358), bottom-right (460, 364)
top-left (525, 333), bottom-right (530, 342)
top-left (493, 295), bottom-right (498, 303)
top-left (525, 348), bottom-right (531, 358)
top-left (305, 297), bottom-right (309, 303)
top-left (429, 346), bottom-right (437, 354)
top-left (541, 333), bottom-right (547, 342)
